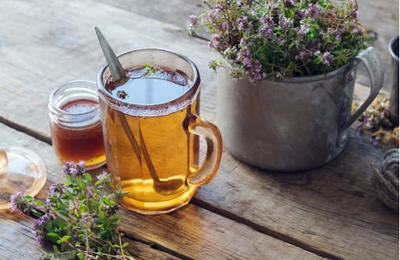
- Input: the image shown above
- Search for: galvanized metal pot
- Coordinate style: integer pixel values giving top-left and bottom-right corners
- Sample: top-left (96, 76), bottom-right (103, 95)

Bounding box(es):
top-left (388, 35), bottom-right (399, 127)
top-left (217, 47), bottom-right (383, 171)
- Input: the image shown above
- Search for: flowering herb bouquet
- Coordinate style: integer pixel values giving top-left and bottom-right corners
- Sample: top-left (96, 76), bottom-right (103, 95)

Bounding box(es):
top-left (10, 161), bottom-right (134, 260)
top-left (188, 0), bottom-right (371, 84)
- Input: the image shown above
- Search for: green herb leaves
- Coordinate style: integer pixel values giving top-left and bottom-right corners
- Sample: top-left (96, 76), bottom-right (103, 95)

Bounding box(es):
top-left (10, 161), bottom-right (134, 260)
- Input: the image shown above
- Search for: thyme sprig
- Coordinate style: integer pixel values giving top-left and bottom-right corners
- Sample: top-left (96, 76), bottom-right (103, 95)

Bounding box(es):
top-left (10, 161), bottom-right (134, 260)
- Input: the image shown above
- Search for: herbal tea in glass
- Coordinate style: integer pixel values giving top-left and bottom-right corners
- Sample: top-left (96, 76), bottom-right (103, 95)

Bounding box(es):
top-left (97, 49), bottom-right (222, 214)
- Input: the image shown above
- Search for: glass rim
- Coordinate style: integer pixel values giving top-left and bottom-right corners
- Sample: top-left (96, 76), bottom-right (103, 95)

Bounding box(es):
top-left (96, 48), bottom-right (201, 116)
top-left (49, 80), bottom-right (100, 116)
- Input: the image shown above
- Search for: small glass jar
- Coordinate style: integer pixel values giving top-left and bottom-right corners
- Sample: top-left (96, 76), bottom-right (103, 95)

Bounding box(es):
top-left (49, 80), bottom-right (106, 170)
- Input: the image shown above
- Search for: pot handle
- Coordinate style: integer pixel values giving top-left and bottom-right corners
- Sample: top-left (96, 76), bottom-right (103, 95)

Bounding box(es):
top-left (337, 47), bottom-right (384, 145)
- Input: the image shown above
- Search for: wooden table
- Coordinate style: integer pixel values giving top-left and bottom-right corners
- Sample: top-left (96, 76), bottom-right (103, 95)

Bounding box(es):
top-left (0, 1), bottom-right (398, 259)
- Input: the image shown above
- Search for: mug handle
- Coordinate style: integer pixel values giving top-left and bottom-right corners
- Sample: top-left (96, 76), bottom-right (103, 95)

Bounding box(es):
top-left (337, 47), bottom-right (384, 145)
top-left (185, 114), bottom-right (223, 187)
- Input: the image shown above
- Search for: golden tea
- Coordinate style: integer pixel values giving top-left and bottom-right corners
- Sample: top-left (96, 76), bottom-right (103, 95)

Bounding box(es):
top-left (97, 49), bottom-right (222, 214)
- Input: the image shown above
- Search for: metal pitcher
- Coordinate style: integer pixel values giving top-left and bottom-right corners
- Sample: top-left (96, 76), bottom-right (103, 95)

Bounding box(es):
top-left (388, 35), bottom-right (399, 127)
top-left (217, 47), bottom-right (383, 171)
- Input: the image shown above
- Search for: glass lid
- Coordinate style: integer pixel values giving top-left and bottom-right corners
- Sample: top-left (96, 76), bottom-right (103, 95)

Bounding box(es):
top-left (0, 146), bottom-right (47, 210)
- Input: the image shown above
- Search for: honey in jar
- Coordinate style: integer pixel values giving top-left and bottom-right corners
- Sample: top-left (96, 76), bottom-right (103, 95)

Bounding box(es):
top-left (49, 80), bottom-right (106, 170)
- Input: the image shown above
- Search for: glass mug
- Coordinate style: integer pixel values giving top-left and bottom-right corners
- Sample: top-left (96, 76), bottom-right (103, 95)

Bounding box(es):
top-left (97, 48), bottom-right (223, 214)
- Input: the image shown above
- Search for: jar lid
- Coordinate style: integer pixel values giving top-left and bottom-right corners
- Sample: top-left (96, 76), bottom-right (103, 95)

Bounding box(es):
top-left (0, 147), bottom-right (47, 210)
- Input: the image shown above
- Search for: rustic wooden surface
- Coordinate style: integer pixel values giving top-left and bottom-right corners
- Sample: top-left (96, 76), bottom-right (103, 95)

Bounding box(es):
top-left (0, 0), bottom-right (398, 260)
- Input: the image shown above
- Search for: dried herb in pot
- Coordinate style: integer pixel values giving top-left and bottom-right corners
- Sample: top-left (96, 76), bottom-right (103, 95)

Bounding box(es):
top-left (188, 0), bottom-right (371, 84)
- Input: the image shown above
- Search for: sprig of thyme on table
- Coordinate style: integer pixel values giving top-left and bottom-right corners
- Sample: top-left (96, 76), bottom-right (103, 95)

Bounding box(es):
top-left (10, 161), bottom-right (134, 260)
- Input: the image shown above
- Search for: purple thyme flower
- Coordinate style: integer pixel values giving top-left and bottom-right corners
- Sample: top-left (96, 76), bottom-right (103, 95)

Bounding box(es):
top-left (81, 215), bottom-right (95, 227)
top-left (331, 26), bottom-right (345, 41)
top-left (9, 192), bottom-right (23, 212)
top-left (50, 184), bottom-right (57, 194)
top-left (353, 24), bottom-right (363, 35)
top-left (322, 52), bottom-right (334, 66)
top-left (351, 10), bottom-right (359, 19)
top-left (279, 17), bottom-right (293, 31)
top-left (188, 15), bottom-right (198, 27)
top-left (35, 234), bottom-right (44, 245)
top-left (278, 34), bottom-right (286, 44)
top-left (33, 214), bottom-right (48, 230)
top-left (33, 219), bottom-right (39, 230)
top-left (239, 37), bottom-right (252, 47)
top-left (275, 71), bottom-right (283, 79)
top-left (96, 171), bottom-right (110, 182)
top-left (49, 183), bottom-right (66, 195)
top-left (38, 214), bottom-right (48, 225)
top-left (78, 160), bottom-right (85, 169)
top-left (223, 47), bottom-right (238, 60)
top-left (219, 21), bottom-right (228, 31)
top-left (69, 166), bottom-right (78, 176)
top-left (208, 34), bottom-right (222, 49)
top-left (214, 2), bottom-right (225, 12)
top-left (62, 161), bottom-right (85, 176)
top-left (207, 9), bottom-right (219, 24)
top-left (61, 164), bottom-right (69, 175)
top-left (305, 3), bottom-right (321, 19)
top-left (239, 47), bottom-right (265, 84)
top-left (283, 0), bottom-right (295, 6)
top-left (299, 48), bottom-right (312, 60)
top-left (295, 24), bottom-right (308, 41)
top-left (237, 16), bottom-right (249, 32)
top-left (259, 14), bottom-right (274, 39)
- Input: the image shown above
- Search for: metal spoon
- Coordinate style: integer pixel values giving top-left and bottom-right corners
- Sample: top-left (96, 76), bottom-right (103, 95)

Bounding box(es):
top-left (95, 27), bottom-right (184, 195)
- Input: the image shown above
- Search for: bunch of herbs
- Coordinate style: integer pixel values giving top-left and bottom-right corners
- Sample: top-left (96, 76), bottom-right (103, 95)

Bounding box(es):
top-left (188, 0), bottom-right (371, 84)
top-left (10, 161), bottom-right (134, 260)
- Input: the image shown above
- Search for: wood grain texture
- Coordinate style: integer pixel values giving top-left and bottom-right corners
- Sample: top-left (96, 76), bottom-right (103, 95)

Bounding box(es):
top-left (0, 123), bottom-right (326, 260)
top-left (0, 0), bottom-right (219, 141)
top-left (0, 0), bottom-right (398, 260)
top-left (193, 134), bottom-right (398, 260)
top-left (0, 0), bottom-right (397, 140)
top-left (0, 214), bottom-right (43, 260)
top-left (357, 0), bottom-right (399, 91)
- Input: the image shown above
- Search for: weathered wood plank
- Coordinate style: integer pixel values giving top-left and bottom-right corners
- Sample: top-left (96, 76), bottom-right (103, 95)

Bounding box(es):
top-left (355, 0), bottom-right (399, 91)
top-left (96, 0), bottom-right (205, 30)
top-left (0, 123), bottom-right (327, 260)
top-left (194, 133), bottom-right (398, 260)
top-left (0, 0), bottom-right (219, 141)
top-left (0, 0), bottom-right (398, 260)
top-left (1, 0), bottom-right (397, 141)
top-left (0, 214), bottom-right (43, 259)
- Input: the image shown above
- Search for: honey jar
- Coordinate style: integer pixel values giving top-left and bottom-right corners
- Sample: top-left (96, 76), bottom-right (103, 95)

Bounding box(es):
top-left (49, 80), bottom-right (106, 170)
